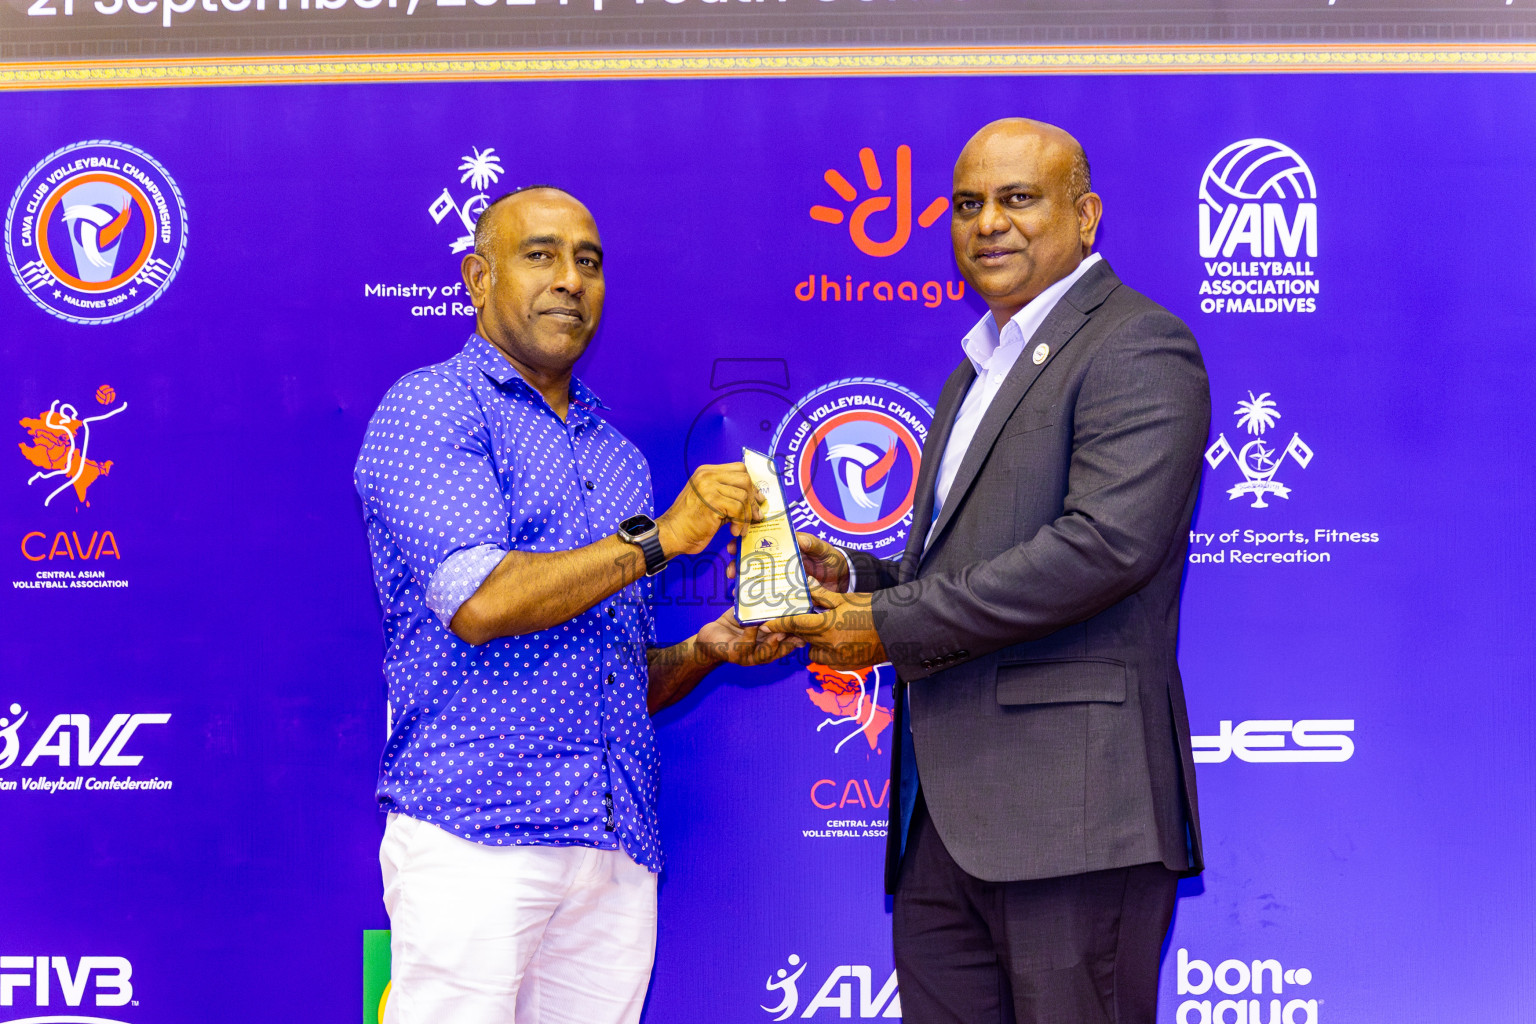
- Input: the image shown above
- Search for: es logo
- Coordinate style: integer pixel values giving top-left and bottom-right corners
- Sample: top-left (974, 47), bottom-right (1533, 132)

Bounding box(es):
top-left (762, 954), bottom-right (901, 1020)
top-left (1193, 719), bottom-right (1354, 764)
top-left (1198, 139), bottom-right (1317, 260)
top-left (1176, 948), bottom-right (1320, 1024)
top-left (0, 703), bottom-right (171, 770)
top-left (0, 955), bottom-right (132, 1014)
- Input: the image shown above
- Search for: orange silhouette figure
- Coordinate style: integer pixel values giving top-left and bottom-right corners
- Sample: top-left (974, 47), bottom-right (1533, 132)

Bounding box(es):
top-left (18, 395), bottom-right (126, 506)
top-left (807, 662), bottom-right (893, 751)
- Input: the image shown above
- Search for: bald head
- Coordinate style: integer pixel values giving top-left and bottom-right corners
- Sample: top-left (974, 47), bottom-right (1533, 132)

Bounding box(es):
top-left (962, 118), bottom-right (1091, 203)
top-left (950, 117), bottom-right (1102, 324)
top-left (473, 185), bottom-right (585, 263)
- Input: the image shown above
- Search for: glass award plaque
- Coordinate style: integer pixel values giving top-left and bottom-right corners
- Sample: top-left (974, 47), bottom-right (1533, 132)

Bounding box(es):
top-left (736, 448), bottom-right (815, 625)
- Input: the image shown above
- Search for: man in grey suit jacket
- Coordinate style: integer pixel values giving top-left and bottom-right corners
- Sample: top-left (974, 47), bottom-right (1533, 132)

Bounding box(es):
top-left (765, 119), bottom-right (1210, 1024)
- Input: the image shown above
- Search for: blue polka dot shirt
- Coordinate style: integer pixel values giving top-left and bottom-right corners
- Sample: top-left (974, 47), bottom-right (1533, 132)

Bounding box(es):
top-left (355, 334), bottom-right (662, 871)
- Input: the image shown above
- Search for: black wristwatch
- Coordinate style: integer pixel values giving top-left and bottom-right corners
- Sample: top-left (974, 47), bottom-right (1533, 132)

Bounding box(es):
top-left (617, 514), bottom-right (668, 577)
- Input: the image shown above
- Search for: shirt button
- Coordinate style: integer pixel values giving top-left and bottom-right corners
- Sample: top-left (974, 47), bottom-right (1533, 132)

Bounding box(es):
top-left (607, 607), bottom-right (616, 619)
top-left (606, 673), bottom-right (615, 685)
top-left (585, 480), bottom-right (595, 490)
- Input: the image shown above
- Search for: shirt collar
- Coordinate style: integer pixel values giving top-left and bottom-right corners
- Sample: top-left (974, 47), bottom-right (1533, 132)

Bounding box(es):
top-left (462, 334), bottom-right (608, 412)
top-left (960, 252), bottom-right (1104, 373)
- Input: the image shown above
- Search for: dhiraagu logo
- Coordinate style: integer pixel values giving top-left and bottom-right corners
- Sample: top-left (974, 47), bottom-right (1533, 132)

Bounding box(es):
top-left (796, 145), bottom-right (967, 309)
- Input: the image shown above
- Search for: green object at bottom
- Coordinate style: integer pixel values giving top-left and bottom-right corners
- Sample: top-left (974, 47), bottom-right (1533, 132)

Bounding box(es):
top-left (363, 929), bottom-right (392, 1024)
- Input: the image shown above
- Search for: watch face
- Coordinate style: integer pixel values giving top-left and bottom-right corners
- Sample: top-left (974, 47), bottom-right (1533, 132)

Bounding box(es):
top-left (620, 514), bottom-right (656, 537)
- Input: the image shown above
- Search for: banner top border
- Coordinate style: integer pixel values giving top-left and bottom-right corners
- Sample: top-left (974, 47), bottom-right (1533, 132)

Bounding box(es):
top-left (5, 43), bottom-right (1536, 90)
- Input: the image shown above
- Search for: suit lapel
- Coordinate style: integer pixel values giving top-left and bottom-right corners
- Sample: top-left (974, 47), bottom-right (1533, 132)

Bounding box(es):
top-left (920, 259), bottom-right (1121, 563)
top-left (899, 359), bottom-right (972, 583)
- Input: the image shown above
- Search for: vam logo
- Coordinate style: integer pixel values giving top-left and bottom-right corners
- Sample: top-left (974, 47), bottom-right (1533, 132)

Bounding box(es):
top-left (428, 146), bottom-right (506, 254)
top-left (1204, 391), bottom-right (1313, 508)
top-left (6, 140), bottom-right (187, 325)
top-left (1197, 139), bottom-right (1320, 314)
top-left (0, 954), bottom-right (132, 1020)
top-left (1175, 948), bottom-right (1321, 1024)
top-left (1192, 719), bottom-right (1355, 764)
top-left (761, 954), bottom-right (901, 1020)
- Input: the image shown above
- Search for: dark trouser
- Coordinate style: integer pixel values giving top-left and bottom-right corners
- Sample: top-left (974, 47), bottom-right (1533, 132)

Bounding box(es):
top-left (893, 797), bottom-right (1179, 1024)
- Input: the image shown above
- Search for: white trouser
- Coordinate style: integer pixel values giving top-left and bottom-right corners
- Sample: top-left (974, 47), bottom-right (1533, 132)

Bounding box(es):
top-left (380, 813), bottom-right (658, 1024)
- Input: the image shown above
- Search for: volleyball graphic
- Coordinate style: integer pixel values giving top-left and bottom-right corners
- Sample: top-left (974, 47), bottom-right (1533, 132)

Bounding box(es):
top-left (95, 383), bottom-right (116, 405)
top-left (1199, 138), bottom-right (1316, 210)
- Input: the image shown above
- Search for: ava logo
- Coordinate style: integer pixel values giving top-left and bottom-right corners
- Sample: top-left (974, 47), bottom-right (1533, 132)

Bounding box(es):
top-left (1205, 392), bottom-right (1313, 508)
top-left (18, 384), bottom-right (126, 508)
top-left (6, 140), bottom-right (187, 325)
top-left (1175, 948), bottom-right (1321, 1024)
top-left (770, 379), bottom-right (932, 558)
top-left (0, 954), bottom-right (133, 1020)
top-left (810, 145), bottom-right (949, 258)
top-left (761, 954), bottom-right (901, 1019)
top-left (1193, 719), bottom-right (1355, 764)
top-left (428, 146), bottom-right (505, 253)
top-left (1197, 139), bottom-right (1319, 314)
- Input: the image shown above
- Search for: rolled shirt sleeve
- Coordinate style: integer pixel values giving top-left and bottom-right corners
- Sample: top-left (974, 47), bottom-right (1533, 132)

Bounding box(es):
top-left (355, 369), bottom-right (513, 596)
top-left (425, 543), bottom-right (507, 629)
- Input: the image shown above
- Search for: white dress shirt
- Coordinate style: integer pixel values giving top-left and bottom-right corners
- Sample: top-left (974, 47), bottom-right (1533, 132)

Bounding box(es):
top-left (922, 252), bottom-right (1103, 552)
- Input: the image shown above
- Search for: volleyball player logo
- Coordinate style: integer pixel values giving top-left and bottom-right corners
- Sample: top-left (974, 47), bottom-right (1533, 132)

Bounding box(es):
top-left (770, 378), bottom-right (933, 558)
top-left (1198, 138), bottom-right (1318, 259)
top-left (6, 140), bottom-right (188, 325)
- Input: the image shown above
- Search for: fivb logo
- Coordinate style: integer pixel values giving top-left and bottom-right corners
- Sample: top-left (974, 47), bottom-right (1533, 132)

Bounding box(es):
top-left (1175, 948), bottom-right (1320, 1024)
top-left (1197, 140), bottom-right (1320, 315)
top-left (1193, 719), bottom-right (1355, 764)
top-left (761, 954), bottom-right (901, 1020)
top-left (0, 955), bottom-right (132, 1017)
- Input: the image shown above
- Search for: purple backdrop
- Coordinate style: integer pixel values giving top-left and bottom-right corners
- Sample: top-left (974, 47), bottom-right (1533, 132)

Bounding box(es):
top-left (1, 73), bottom-right (1533, 1023)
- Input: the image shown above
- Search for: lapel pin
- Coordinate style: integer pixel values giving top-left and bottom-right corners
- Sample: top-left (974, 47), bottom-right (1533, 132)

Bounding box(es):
top-left (1032, 343), bottom-right (1050, 365)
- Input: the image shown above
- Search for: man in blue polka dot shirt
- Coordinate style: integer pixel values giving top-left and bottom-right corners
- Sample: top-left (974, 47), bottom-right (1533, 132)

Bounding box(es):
top-left (356, 185), bottom-right (800, 1024)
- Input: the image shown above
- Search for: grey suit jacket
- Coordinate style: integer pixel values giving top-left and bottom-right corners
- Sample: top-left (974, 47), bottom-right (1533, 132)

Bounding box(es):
top-left (847, 258), bottom-right (1210, 892)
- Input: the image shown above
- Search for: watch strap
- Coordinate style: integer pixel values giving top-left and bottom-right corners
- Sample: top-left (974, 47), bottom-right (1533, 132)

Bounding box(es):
top-left (637, 531), bottom-right (667, 576)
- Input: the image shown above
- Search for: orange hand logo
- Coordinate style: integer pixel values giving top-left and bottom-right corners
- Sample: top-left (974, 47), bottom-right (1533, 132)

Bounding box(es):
top-left (810, 146), bottom-right (949, 258)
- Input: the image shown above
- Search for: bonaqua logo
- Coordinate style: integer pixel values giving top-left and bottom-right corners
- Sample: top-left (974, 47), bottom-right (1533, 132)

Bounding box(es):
top-left (1175, 948), bottom-right (1322, 1024)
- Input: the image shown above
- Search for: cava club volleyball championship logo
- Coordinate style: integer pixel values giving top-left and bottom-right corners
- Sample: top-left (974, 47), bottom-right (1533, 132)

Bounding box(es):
top-left (770, 378), bottom-right (933, 559)
top-left (6, 140), bottom-right (188, 325)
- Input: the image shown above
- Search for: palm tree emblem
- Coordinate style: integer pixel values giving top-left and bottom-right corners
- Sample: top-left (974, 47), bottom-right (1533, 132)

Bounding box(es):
top-left (1235, 391), bottom-right (1280, 435)
top-left (458, 147), bottom-right (505, 192)
top-left (429, 146), bottom-right (509, 253)
top-left (1205, 390), bottom-right (1314, 507)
